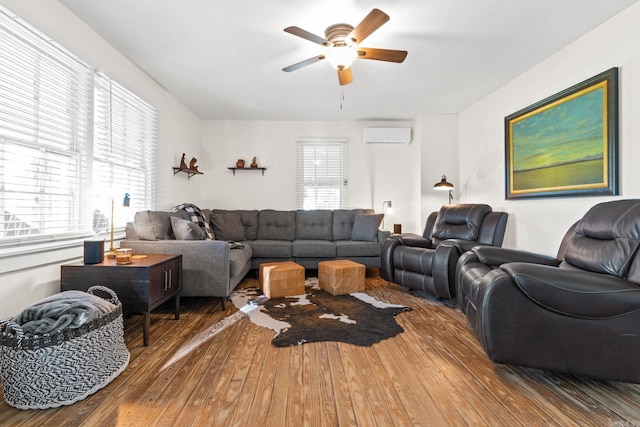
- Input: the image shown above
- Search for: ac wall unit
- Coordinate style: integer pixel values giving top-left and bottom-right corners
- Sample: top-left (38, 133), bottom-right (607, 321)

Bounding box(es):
top-left (362, 127), bottom-right (412, 144)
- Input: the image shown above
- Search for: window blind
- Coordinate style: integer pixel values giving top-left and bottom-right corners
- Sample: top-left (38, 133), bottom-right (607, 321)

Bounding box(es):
top-left (0, 9), bottom-right (93, 243)
top-left (93, 74), bottom-right (157, 231)
top-left (0, 7), bottom-right (157, 248)
top-left (295, 138), bottom-right (348, 210)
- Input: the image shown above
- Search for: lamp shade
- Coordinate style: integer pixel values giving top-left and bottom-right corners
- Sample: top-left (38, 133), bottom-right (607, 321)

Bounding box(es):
top-left (326, 45), bottom-right (358, 70)
top-left (433, 175), bottom-right (454, 190)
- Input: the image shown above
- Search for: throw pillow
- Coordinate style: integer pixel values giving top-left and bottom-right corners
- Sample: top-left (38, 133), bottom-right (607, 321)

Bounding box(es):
top-left (212, 209), bottom-right (259, 240)
top-left (133, 210), bottom-right (174, 240)
top-left (333, 209), bottom-right (374, 240)
top-left (170, 216), bottom-right (206, 240)
top-left (351, 214), bottom-right (383, 242)
top-left (210, 212), bottom-right (246, 241)
top-left (172, 203), bottom-right (214, 239)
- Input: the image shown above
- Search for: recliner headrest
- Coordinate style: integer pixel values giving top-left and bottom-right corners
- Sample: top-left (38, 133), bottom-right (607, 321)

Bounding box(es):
top-left (432, 204), bottom-right (492, 241)
top-left (564, 199), bottom-right (640, 277)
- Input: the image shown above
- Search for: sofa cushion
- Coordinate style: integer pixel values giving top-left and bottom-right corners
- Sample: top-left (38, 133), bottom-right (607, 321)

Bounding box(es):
top-left (432, 204), bottom-right (491, 241)
top-left (296, 210), bottom-right (333, 240)
top-left (170, 216), bottom-right (206, 240)
top-left (257, 210), bottom-right (296, 241)
top-left (335, 240), bottom-right (381, 257)
top-left (211, 212), bottom-right (246, 241)
top-left (292, 240), bottom-right (336, 258)
top-left (238, 210), bottom-right (259, 240)
top-left (564, 199), bottom-right (640, 277)
top-left (332, 209), bottom-right (374, 240)
top-left (213, 209), bottom-right (259, 240)
top-left (351, 214), bottom-right (383, 242)
top-left (133, 210), bottom-right (174, 240)
top-left (248, 240), bottom-right (293, 258)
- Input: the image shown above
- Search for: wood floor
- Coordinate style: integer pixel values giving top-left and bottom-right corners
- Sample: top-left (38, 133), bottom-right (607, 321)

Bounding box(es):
top-left (3, 270), bottom-right (640, 426)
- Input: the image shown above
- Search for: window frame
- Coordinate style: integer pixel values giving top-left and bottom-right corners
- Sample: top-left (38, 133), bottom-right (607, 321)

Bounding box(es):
top-left (0, 6), bottom-right (157, 270)
top-left (295, 137), bottom-right (349, 210)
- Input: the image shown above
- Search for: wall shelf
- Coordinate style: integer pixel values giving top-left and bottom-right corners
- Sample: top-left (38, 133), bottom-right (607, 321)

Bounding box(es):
top-left (228, 167), bottom-right (267, 176)
top-left (173, 167), bottom-right (203, 179)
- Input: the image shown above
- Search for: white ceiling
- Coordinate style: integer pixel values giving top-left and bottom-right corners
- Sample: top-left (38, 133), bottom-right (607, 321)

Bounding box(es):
top-left (59, 0), bottom-right (638, 121)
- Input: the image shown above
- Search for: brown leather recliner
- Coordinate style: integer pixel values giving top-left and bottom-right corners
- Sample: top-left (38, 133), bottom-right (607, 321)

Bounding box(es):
top-left (380, 204), bottom-right (508, 300)
top-left (457, 199), bottom-right (640, 383)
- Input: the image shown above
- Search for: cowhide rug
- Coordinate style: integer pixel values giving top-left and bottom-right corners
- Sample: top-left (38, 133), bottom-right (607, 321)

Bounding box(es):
top-left (230, 278), bottom-right (411, 347)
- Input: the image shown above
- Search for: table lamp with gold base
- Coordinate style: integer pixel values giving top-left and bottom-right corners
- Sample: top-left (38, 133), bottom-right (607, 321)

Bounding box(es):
top-left (106, 193), bottom-right (130, 259)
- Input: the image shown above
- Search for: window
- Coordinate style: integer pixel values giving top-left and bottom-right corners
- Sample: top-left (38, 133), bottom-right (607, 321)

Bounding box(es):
top-left (296, 138), bottom-right (348, 210)
top-left (92, 74), bottom-right (156, 233)
top-left (0, 7), bottom-right (156, 249)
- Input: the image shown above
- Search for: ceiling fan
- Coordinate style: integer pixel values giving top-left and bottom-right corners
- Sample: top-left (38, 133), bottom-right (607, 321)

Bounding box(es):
top-left (282, 8), bottom-right (408, 86)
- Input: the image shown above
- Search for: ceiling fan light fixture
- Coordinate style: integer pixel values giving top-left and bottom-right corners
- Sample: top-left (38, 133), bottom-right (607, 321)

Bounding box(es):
top-left (325, 45), bottom-right (358, 70)
top-left (283, 9), bottom-right (404, 84)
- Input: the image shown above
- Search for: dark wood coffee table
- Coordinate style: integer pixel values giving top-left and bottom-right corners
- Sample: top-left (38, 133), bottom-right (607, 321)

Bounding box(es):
top-left (60, 254), bottom-right (182, 346)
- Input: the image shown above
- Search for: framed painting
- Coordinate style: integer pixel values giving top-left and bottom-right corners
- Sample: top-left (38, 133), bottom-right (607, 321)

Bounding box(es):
top-left (505, 67), bottom-right (618, 200)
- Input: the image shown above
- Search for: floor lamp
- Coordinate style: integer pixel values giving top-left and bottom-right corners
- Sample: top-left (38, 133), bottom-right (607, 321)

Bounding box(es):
top-left (433, 175), bottom-right (454, 204)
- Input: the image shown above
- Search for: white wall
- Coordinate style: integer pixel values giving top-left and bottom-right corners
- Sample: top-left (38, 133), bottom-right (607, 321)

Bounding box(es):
top-left (457, 2), bottom-right (640, 255)
top-left (416, 115), bottom-right (459, 227)
top-left (0, 0), bottom-right (202, 317)
top-left (4, 1), bottom-right (639, 318)
top-left (200, 120), bottom-right (423, 233)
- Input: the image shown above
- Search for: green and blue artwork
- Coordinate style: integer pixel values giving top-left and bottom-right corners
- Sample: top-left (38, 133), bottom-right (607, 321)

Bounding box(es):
top-left (509, 82), bottom-right (608, 194)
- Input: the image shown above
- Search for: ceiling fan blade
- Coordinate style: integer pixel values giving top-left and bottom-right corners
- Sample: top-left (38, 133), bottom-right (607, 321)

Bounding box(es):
top-left (284, 26), bottom-right (331, 46)
top-left (282, 55), bottom-right (325, 72)
top-left (338, 68), bottom-right (353, 86)
top-left (348, 8), bottom-right (390, 44)
top-left (357, 47), bottom-right (407, 63)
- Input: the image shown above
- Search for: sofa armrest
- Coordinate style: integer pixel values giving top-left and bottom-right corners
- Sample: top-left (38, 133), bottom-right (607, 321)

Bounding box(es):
top-left (472, 246), bottom-right (561, 268)
top-left (396, 234), bottom-right (433, 248)
top-left (501, 262), bottom-right (640, 318)
top-left (377, 229), bottom-right (391, 243)
top-left (440, 238), bottom-right (481, 253)
top-left (119, 239), bottom-right (233, 298)
top-left (432, 244), bottom-right (460, 299)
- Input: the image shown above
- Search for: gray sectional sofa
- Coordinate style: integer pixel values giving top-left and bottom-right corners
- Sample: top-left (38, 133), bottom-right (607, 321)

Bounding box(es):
top-left (121, 208), bottom-right (389, 309)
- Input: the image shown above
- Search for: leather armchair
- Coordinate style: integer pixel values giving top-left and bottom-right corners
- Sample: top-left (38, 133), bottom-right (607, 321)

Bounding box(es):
top-left (380, 204), bottom-right (508, 300)
top-left (457, 199), bottom-right (640, 383)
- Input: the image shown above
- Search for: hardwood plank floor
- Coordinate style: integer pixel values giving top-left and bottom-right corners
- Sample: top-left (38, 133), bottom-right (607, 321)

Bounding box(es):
top-left (2, 270), bottom-right (640, 426)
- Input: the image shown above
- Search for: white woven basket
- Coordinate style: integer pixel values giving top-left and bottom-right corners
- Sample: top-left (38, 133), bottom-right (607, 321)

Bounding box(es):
top-left (0, 286), bottom-right (130, 410)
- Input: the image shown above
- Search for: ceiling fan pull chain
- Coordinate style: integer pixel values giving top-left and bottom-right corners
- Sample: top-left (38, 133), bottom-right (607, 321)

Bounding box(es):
top-left (340, 86), bottom-right (345, 110)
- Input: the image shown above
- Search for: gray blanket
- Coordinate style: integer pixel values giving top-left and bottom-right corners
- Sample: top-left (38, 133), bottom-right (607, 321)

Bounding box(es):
top-left (14, 291), bottom-right (116, 336)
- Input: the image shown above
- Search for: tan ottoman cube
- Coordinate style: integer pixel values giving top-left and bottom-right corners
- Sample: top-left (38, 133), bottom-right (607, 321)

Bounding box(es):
top-left (259, 261), bottom-right (305, 298)
top-left (318, 260), bottom-right (365, 296)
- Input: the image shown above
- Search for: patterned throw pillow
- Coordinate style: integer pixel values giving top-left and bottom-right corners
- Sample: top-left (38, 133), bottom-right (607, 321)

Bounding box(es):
top-left (172, 203), bottom-right (214, 239)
